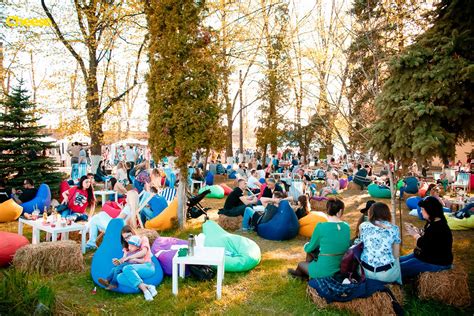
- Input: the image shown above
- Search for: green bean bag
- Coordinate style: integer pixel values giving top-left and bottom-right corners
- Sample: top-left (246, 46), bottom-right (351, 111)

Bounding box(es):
top-left (198, 185), bottom-right (225, 199)
top-left (397, 180), bottom-right (404, 190)
top-left (367, 183), bottom-right (391, 199)
top-left (446, 214), bottom-right (474, 230)
top-left (202, 220), bottom-right (261, 272)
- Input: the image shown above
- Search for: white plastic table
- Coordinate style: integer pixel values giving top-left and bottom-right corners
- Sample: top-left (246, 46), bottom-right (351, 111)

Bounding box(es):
top-left (190, 180), bottom-right (204, 194)
top-left (18, 217), bottom-right (88, 254)
top-left (94, 190), bottom-right (118, 204)
top-left (172, 246), bottom-right (225, 299)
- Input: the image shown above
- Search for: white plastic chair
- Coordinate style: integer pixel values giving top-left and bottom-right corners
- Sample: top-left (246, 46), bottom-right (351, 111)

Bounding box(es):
top-left (451, 173), bottom-right (470, 192)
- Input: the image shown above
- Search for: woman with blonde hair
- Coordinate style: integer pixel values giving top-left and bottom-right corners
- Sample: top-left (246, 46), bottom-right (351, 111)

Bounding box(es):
top-left (116, 161), bottom-right (129, 186)
top-left (86, 190), bottom-right (140, 250)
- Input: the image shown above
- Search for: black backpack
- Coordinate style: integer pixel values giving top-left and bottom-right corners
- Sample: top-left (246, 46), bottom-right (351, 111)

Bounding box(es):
top-left (188, 265), bottom-right (215, 281)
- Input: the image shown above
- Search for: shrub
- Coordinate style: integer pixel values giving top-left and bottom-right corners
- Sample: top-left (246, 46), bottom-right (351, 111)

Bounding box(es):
top-left (0, 269), bottom-right (55, 315)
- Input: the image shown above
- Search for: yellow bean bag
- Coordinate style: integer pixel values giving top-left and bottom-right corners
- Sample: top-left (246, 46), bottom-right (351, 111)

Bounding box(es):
top-left (145, 198), bottom-right (177, 230)
top-left (299, 211), bottom-right (328, 237)
top-left (0, 199), bottom-right (23, 223)
top-left (446, 214), bottom-right (474, 231)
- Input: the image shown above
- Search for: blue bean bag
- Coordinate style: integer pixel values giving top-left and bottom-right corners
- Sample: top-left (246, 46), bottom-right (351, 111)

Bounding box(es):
top-left (228, 170), bottom-right (237, 179)
top-left (257, 200), bottom-right (300, 241)
top-left (367, 183), bottom-right (391, 199)
top-left (149, 196), bottom-right (168, 217)
top-left (21, 183), bottom-right (51, 214)
top-left (205, 172), bottom-right (214, 185)
top-left (406, 196), bottom-right (422, 210)
top-left (203, 220), bottom-right (261, 272)
top-left (91, 218), bottom-right (164, 294)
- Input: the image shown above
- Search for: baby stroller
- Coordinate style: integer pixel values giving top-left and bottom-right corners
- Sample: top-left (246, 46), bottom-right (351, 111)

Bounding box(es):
top-left (186, 188), bottom-right (211, 220)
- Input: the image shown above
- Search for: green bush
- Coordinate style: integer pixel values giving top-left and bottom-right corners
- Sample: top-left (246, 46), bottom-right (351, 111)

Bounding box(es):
top-left (0, 269), bottom-right (55, 316)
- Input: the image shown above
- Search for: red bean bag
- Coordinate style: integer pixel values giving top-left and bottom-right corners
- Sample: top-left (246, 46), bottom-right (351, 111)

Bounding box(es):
top-left (258, 184), bottom-right (267, 199)
top-left (59, 180), bottom-right (70, 203)
top-left (0, 232), bottom-right (29, 267)
top-left (219, 184), bottom-right (233, 195)
top-left (418, 182), bottom-right (429, 198)
top-left (102, 201), bottom-right (122, 218)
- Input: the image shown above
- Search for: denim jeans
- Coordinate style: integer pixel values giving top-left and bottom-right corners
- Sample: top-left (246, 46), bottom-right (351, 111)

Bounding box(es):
top-left (86, 212), bottom-right (111, 247)
top-left (400, 253), bottom-right (451, 278)
top-left (71, 163), bottom-right (79, 181)
top-left (363, 259), bottom-right (402, 285)
top-left (242, 207), bottom-right (256, 230)
top-left (106, 262), bottom-right (131, 286)
top-left (117, 262), bottom-right (155, 288)
top-left (140, 207), bottom-right (154, 226)
top-left (60, 209), bottom-right (88, 222)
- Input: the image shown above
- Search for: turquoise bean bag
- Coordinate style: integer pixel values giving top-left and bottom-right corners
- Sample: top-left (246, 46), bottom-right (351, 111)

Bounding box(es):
top-left (257, 200), bottom-right (300, 241)
top-left (198, 185), bottom-right (225, 199)
top-left (91, 218), bottom-right (164, 294)
top-left (202, 220), bottom-right (261, 272)
top-left (367, 183), bottom-right (391, 199)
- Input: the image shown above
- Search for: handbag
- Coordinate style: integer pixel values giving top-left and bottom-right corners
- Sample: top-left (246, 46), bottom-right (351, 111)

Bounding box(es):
top-left (188, 265), bottom-right (215, 281)
top-left (340, 242), bottom-right (365, 281)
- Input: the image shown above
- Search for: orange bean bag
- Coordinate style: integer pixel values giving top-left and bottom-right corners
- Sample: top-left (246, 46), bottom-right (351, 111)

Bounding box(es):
top-left (298, 211), bottom-right (328, 237)
top-left (219, 183), bottom-right (233, 195)
top-left (0, 232), bottom-right (29, 266)
top-left (0, 199), bottom-right (23, 223)
top-left (145, 198), bottom-right (177, 230)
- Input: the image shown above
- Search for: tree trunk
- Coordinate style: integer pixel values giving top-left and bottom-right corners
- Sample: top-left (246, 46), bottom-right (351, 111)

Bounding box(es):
top-left (388, 163), bottom-right (397, 224)
top-left (226, 116), bottom-right (233, 158)
top-left (177, 172), bottom-right (187, 228)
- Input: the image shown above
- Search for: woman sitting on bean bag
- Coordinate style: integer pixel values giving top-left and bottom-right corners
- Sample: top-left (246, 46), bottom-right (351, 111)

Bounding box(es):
top-left (86, 190), bottom-right (141, 250)
top-left (295, 195), bottom-right (310, 219)
top-left (288, 198), bottom-right (350, 280)
top-left (91, 220), bottom-right (163, 298)
top-left (60, 176), bottom-right (95, 221)
top-left (400, 196), bottom-right (453, 279)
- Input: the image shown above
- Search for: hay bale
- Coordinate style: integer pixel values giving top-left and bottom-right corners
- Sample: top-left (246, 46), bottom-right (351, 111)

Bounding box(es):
top-left (136, 228), bottom-right (160, 245)
top-left (310, 199), bottom-right (327, 212)
top-left (218, 214), bottom-right (243, 231)
top-left (347, 182), bottom-right (362, 191)
top-left (13, 241), bottom-right (84, 275)
top-left (417, 266), bottom-right (471, 307)
top-left (307, 284), bottom-right (403, 316)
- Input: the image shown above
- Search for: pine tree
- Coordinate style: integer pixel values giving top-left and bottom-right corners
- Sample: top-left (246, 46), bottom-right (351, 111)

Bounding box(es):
top-left (346, 0), bottom-right (431, 151)
top-left (0, 83), bottom-right (62, 191)
top-left (145, 0), bottom-right (222, 226)
top-left (368, 0), bottom-right (474, 163)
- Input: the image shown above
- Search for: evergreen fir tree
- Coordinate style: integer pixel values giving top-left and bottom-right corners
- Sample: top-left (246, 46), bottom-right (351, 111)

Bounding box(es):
top-left (368, 0), bottom-right (474, 163)
top-left (0, 83), bottom-right (62, 192)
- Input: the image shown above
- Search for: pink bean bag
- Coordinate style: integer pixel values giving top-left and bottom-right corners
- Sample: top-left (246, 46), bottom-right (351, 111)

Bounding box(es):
top-left (102, 201), bottom-right (122, 218)
top-left (151, 237), bottom-right (189, 276)
top-left (219, 184), bottom-right (233, 195)
top-left (0, 232), bottom-right (29, 267)
top-left (339, 178), bottom-right (348, 190)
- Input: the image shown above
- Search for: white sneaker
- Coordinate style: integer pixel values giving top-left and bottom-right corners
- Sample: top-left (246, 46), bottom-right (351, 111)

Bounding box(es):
top-left (147, 285), bottom-right (157, 297)
top-left (144, 290), bottom-right (154, 301)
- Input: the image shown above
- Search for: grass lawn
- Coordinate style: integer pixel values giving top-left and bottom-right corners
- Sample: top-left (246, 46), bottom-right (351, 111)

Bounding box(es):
top-left (1, 183), bottom-right (473, 315)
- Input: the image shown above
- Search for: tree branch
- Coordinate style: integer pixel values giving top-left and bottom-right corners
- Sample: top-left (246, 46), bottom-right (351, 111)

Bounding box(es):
top-left (99, 33), bottom-right (148, 117)
top-left (41, 0), bottom-right (88, 82)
